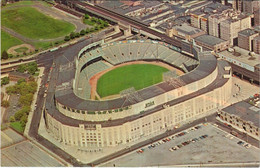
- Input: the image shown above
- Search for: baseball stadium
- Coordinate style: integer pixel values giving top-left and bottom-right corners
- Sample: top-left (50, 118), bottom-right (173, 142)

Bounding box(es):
top-left (44, 39), bottom-right (232, 150)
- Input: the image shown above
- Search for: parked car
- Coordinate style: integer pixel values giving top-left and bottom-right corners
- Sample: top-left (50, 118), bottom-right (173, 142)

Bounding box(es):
top-left (237, 141), bottom-right (245, 145)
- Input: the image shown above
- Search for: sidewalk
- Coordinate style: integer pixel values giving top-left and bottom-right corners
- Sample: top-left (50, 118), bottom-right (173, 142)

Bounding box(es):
top-left (24, 67), bottom-right (44, 137)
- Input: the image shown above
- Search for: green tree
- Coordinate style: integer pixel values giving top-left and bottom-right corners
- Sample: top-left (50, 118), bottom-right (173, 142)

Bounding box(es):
top-left (1, 100), bottom-right (10, 108)
top-left (14, 110), bottom-right (24, 121)
top-left (64, 35), bottom-right (70, 41)
top-left (20, 113), bottom-right (28, 128)
top-left (95, 25), bottom-right (100, 31)
top-left (9, 116), bottom-right (15, 122)
top-left (1, 77), bottom-right (10, 86)
top-left (104, 21), bottom-right (109, 27)
top-left (17, 64), bottom-right (27, 73)
top-left (80, 30), bottom-right (86, 36)
top-left (70, 32), bottom-right (76, 39)
top-left (17, 78), bottom-right (26, 85)
top-left (84, 14), bottom-right (89, 19)
top-left (19, 93), bottom-right (33, 106)
top-left (85, 28), bottom-right (90, 34)
top-left (6, 85), bottom-right (19, 95)
top-left (75, 32), bottom-right (80, 38)
top-left (1, 50), bottom-right (8, 60)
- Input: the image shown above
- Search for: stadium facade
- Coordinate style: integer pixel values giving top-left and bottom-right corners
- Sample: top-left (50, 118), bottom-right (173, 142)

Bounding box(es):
top-left (44, 40), bottom-right (232, 150)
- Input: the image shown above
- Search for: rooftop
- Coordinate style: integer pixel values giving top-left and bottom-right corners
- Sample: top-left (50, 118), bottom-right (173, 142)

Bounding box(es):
top-left (254, 35), bottom-right (260, 41)
top-left (9, 71), bottom-right (30, 78)
top-left (238, 29), bottom-right (258, 37)
top-left (195, 34), bottom-right (226, 46)
top-left (191, 2), bottom-right (230, 18)
top-left (222, 101), bottom-right (260, 127)
top-left (98, 1), bottom-right (163, 15)
top-left (219, 46), bottom-right (260, 67)
top-left (173, 23), bottom-right (205, 36)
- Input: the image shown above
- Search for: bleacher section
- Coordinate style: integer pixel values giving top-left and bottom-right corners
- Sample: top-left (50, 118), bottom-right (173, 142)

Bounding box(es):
top-left (101, 41), bottom-right (199, 69)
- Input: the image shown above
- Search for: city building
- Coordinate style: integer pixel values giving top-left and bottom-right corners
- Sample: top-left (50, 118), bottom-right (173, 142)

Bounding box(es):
top-left (166, 23), bottom-right (206, 41)
top-left (191, 2), bottom-right (230, 33)
top-left (232, 0), bottom-right (243, 12)
top-left (254, 9), bottom-right (260, 26)
top-left (194, 34), bottom-right (230, 52)
top-left (242, 0), bottom-right (260, 14)
top-left (218, 100), bottom-right (260, 140)
top-left (253, 36), bottom-right (260, 54)
top-left (220, 13), bottom-right (252, 46)
top-left (8, 72), bottom-right (30, 82)
top-left (218, 46), bottom-right (260, 84)
top-left (238, 29), bottom-right (259, 51)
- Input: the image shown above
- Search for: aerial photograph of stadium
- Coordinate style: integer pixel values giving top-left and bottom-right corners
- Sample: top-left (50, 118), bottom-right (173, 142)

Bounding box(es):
top-left (1, 0), bottom-right (260, 167)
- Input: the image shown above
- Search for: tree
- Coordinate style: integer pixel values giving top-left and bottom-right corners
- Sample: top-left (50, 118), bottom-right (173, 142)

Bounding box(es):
top-left (85, 28), bottom-right (90, 34)
top-left (9, 116), bottom-right (15, 122)
top-left (20, 113), bottom-right (28, 128)
top-left (70, 32), bottom-right (76, 39)
top-left (75, 32), bottom-right (80, 38)
top-left (6, 85), bottom-right (19, 95)
top-left (17, 64), bottom-right (27, 73)
top-left (80, 30), bottom-right (85, 36)
top-left (17, 78), bottom-right (26, 85)
top-left (1, 77), bottom-right (9, 86)
top-left (95, 25), bottom-right (100, 31)
top-left (14, 110), bottom-right (24, 121)
top-left (1, 50), bottom-right (8, 60)
top-left (1, 100), bottom-right (10, 108)
top-left (64, 35), bottom-right (70, 41)
top-left (104, 21), bottom-right (109, 27)
top-left (19, 93), bottom-right (33, 106)
top-left (84, 14), bottom-right (89, 19)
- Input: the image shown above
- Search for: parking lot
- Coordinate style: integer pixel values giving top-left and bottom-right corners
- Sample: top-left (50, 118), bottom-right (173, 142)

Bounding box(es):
top-left (101, 123), bottom-right (260, 167)
top-left (1, 140), bottom-right (65, 167)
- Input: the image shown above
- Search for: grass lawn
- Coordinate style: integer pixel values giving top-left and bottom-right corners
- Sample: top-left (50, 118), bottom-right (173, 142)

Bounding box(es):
top-left (14, 47), bottom-right (28, 53)
top-left (1, 30), bottom-right (23, 52)
top-left (97, 64), bottom-right (169, 98)
top-left (2, 7), bottom-right (75, 39)
top-left (10, 121), bottom-right (24, 133)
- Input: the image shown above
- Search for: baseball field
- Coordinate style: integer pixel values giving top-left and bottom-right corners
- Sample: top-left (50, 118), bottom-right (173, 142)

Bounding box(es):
top-left (97, 64), bottom-right (169, 98)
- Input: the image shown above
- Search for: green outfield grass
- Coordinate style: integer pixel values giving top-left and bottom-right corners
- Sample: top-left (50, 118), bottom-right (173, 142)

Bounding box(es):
top-left (97, 64), bottom-right (169, 98)
top-left (1, 7), bottom-right (75, 39)
top-left (1, 30), bottom-right (23, 52)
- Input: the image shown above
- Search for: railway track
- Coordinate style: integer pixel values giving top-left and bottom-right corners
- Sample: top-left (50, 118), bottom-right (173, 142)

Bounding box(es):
top-left (73, 1), bottom-right (182, 48)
